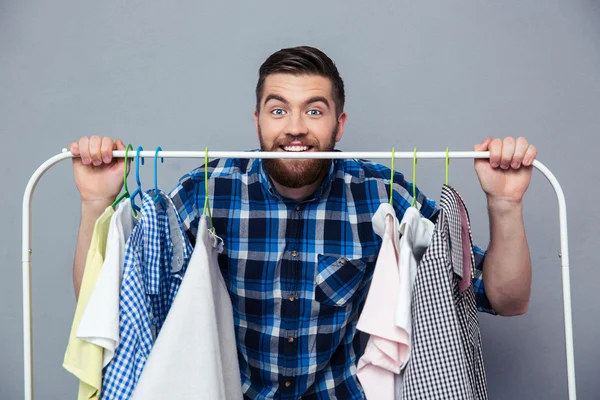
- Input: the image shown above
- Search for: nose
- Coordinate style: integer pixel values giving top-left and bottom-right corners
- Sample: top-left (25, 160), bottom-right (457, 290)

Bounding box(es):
top-left (285, 112), bottom-right (308, 137)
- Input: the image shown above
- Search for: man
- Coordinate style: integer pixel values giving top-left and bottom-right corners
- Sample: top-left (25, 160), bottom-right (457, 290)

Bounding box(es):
top-left (69, 46), bottom-right (536, 399)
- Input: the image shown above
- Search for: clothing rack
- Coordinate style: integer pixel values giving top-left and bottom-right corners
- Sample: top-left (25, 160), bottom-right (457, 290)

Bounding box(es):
top-left (21, 149), bottom-right (576, 400)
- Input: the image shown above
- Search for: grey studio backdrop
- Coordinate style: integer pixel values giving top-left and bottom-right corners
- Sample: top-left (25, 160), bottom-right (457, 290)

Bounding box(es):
top-left (1, 1), bottom-right (598, 399)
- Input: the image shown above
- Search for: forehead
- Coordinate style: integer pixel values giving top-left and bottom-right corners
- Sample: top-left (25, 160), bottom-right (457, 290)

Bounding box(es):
top-left (261, 73), bottom-right (333, 103)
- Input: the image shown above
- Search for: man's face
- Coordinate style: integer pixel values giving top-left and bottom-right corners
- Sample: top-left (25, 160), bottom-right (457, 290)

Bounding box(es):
top-left (255, 73), bottom-right (347, 189)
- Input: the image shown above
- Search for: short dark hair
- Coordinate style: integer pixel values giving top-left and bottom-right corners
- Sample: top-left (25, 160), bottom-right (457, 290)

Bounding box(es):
top-left (255, 46), bottom-right (345, 117)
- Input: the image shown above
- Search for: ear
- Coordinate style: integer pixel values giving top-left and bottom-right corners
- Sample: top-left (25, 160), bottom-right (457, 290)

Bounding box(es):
top-left (254, 110), bottom-right (260, 141)
top-left (335, 112), bottom-right (347, 143)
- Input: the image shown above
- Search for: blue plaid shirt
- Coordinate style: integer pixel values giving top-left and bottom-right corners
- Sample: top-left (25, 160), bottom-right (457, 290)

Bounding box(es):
top-left (101, 191), bottom-right (192, 399)
top-left (170, 154), bottom-right (494, 399)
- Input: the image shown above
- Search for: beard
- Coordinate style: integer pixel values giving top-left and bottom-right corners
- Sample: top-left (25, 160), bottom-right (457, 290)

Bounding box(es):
top-left (258, 124), bottom-right (337, 189)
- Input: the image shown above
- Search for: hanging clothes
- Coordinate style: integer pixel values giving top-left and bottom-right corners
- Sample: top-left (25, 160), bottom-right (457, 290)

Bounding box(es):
top-left (76, 200), bottom-right (138, 370)
top-left (454, 190), bottom-right (473, 292)
top-left (101, 191), bottom-right (191, 400)
top-left (401, 185), bottom-right (488, 400)
top-left (356, 204), bottom-right (433, 400)
top-left (63, 205), bottom-right (114, 400)
top-left (131, 215), bottom-right (242, 400)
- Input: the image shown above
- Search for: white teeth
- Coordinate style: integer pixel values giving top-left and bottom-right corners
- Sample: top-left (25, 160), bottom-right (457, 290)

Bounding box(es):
top-left (283, 146), bottom-right (309, 152)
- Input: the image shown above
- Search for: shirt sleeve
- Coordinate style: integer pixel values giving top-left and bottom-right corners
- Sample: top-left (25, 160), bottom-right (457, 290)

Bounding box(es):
top-left (472, 246), bottom-right (496, 315)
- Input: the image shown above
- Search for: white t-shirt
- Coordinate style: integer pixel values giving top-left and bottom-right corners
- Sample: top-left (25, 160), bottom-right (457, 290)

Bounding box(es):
top-left (76, 200), bottom-right (137, 367)
top-left (131, 215), bottom-right (242, 400)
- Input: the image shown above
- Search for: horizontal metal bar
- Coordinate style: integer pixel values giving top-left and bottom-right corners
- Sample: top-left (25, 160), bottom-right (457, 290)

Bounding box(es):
top-left (62, 148), bottom-right (493, 160)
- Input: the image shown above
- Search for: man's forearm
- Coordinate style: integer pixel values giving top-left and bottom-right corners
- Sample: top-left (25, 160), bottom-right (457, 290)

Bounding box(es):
top-left (482, 198), bottom-right (532, 316)
top-left (73, 201), bottom-right (110, 300)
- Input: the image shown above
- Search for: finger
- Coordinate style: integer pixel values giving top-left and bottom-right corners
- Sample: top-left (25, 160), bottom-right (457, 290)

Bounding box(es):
top-left (500, 137), bottom-right (516, 170)
top-left (79, 136), bottom-right (91, 165)
top-left (474, 137), bottom-right (492, 152)
top-left (89, 135), bottom-right (103, 166)
top-left (69, 141), bottom-right (80, 157)
top-left (511, 137), bottom-right (528, 169)
top-left (115, 139), bottom-right (126, 150)
top-left (489, 138), bottom-right (502, 168)
top-left (101, 137), bottom-right (115, 164)
top-left (523, 144), bottom-right (537, 166)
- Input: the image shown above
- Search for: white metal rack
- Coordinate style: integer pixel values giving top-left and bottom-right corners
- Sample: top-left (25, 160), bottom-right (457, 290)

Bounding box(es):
top-left (21, 149), bottom-right (576, 399)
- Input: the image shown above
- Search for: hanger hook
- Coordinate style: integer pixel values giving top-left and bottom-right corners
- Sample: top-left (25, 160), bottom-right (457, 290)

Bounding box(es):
top-left (123, 144), bottom-right (133, 194)
top-left (445, 147), bottom-right (450, 186)
top-left (135, 146), bottom-right (144, 187)
top-left (111, 143), bottom-right (135, 211)
top-left (203, 147), bottom-right (214, 230)
top-left (411, 147), bottom-right (417, 208)
top-left (154, 146), bottom-right (163, 194)
top-left (130, 146), bottom-right (144, 212)
top-left (389, 147), bottom-right (395, 205)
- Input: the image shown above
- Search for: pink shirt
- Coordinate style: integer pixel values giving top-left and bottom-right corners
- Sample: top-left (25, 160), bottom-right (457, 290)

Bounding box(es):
top-left (455, 192), bottom-right (473, 292)
top-left (356, 204), bottom-right (433, 400)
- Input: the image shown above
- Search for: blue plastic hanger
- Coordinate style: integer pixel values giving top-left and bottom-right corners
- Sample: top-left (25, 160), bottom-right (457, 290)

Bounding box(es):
top-left (389, 147), bottom-right (395, 205)
top-left (153, 146), bottom-right (165, 205)
top-left (130, 146), bottom-right (144, 212)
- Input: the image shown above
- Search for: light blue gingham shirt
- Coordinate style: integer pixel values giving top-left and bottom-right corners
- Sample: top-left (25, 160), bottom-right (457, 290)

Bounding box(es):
top-left (101, 191), bottom-right (192, 399)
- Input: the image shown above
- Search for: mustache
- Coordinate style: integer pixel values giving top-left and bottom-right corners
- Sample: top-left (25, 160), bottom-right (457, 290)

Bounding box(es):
top-left (273, 135), bottom-right (320, 148)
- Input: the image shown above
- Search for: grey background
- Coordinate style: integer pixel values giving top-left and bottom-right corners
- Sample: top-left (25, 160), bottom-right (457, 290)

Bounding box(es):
top-left (1, 0), bottom-right (598, 399)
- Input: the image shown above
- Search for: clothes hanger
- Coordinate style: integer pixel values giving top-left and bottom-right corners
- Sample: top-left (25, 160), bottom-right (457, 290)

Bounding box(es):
top-left (203, 147), bottom-right (222, 248)
top-left (411, 147), bottom-right (418, 208)
top-left (111, 144), bottom-right (136, 216)
top-left (445, 147), bottom-right (450, 186)
top-left (203, 147), bottom-right (214, 231)
top-left (153, 146), bottom-right (165, 206)
top-left (130, 146), bottom-right (144, 212)
top-left (389, 147), bottom-right (395, 205)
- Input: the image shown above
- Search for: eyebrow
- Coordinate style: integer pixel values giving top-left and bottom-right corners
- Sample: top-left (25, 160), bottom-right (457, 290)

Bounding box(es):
top-left (263, 94), bottom-right (330, 109)
top-left (264, 94), bottom-right (289, 106)
top-left (305, 96), bottom-right (330, 109)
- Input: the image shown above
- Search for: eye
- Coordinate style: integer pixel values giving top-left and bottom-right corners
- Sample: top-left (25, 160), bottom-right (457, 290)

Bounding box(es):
top-left (271, 108), bottom-right (286, 116)
top-left (307, 109), bottom-right (322, 116)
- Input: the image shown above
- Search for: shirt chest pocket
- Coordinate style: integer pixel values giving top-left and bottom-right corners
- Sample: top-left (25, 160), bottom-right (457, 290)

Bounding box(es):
top-left (314, 254), bottom-right (374, 307)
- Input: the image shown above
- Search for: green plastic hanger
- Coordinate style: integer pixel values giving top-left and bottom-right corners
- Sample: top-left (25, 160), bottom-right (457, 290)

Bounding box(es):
top-left (445, 147), bottom-right (450, 186)
top-left (411, 147), bottom-right (418, 208)
top-left (112, 144), bottom-right (136, 216)
top-left (389, 147), bottom-right (395, 205)
top-left (202, 147), bottom-right (214, 231)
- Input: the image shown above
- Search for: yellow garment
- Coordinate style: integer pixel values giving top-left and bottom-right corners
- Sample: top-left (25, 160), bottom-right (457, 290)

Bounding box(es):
top-left (63, 206), bottom-right (114, 400)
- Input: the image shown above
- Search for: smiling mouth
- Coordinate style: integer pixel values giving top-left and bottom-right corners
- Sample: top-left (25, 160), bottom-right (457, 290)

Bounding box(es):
top-left (280, 145), bottom-right (314, 152)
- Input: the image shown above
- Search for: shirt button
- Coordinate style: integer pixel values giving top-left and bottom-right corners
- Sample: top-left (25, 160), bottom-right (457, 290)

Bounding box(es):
top-left (295, 205), bottom-right (301, 212)
top-left (285, 380), bottom-right (292, 388)
top-left (287, 337), bottom-right (295, 343)
top-left (288, 295), bottom-right (296, 302)
top-left (291, 250), bottom-right (298, 257)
